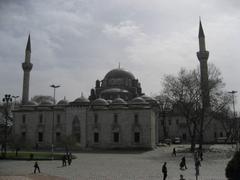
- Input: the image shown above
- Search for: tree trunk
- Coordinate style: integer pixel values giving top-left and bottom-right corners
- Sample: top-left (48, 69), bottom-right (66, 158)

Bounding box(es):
top-left (191, 123), bottom-right (197, 152)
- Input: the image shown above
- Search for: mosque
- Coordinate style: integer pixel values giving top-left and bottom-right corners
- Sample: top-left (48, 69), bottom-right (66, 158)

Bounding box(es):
top-left (12, 22), bottom-right (226, 150)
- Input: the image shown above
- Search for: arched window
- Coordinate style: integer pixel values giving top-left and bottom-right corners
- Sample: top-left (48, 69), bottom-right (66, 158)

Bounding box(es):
top-left (72, 116), bottom-right (81, 143)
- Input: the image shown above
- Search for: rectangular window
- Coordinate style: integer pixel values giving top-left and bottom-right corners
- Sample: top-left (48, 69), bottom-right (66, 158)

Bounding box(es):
top-left (94, 132), bottom-right (99, 143)
top-left (113, 132), bottom-right (119, 143)
top-left (182, 133), bottom-right (187, 140)
top-left (134, 114), bottom-right (139, 124)
top-left (168, 119), bottom-right (171, 126)
top-left (114, 114), bottom-right (118, 124)
top-left (134, 132), bottom-right (140, 143)
top-left (57, 114), bottom-right (61, 124)
top-left (220, 132), bottom-right (223, 137)
top-left (22, 114), bottom-right (26, 124)
top-left (39, 114), bottom-right (43, 124)
top-left (21, 132), bottom-right (26, 139)
top-left (176, 119), bottom-right (179, 125)
top-left (56, 132), bottom-right (61, 142)
top-left (94, 114), bottom-right (98, 124)
top-left (38, 132), bottom-right (43, 142)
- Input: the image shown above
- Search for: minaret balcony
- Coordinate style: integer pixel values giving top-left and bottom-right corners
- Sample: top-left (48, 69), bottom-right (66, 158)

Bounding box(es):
top-left (197, 51), bottom-right (209, 60)
top-left (22, 62), bottom-right (33, 71)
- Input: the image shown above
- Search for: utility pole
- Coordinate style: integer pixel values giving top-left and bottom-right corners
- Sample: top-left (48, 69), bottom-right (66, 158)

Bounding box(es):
top-left (50, 84), bottom-right (60, 159)
top-left (228, 90), bottom-right (238, 151)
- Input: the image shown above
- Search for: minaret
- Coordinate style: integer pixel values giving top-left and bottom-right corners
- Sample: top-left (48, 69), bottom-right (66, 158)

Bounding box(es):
top-left (197, 20), bottom-right (210, 109)
top-left (22, 34), bottom-right (33, 104)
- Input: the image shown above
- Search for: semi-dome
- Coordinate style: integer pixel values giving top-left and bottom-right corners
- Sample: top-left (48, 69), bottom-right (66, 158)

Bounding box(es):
top-left (92, 98), bottom-right (109, 106)
top-left (104, 68), bottom-right (135, 80)
top-left (111, 97), bottom-right (127, 105)
top-left (74, 96), bottom-right (90, 103)
top-left (57, 99), bottom-right (69, 105)
top-left (130, 97), bottom-right (148, 104)
top-left (141, 95), bottom-right (158, 104)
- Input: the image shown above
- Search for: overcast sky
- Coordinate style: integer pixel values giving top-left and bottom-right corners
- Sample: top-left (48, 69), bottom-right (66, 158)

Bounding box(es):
top-left (0, 0), bottom-right (240, 109)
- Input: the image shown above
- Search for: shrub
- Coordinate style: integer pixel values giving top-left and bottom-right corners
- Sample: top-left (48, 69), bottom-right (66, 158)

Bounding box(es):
top-left (226, 151), bottom-right (240, 180)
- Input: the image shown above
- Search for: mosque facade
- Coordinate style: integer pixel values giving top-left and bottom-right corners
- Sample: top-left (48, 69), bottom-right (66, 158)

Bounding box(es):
top-left (11, 22), bottom-right (227, 150)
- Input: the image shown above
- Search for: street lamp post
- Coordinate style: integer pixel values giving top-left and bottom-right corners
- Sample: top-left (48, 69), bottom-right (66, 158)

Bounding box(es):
top-left (50, 84), bottom-right (60, 159)
top-left (228, 90), bottom-right (238, 151)
top-left (12, 95), bottom-right (19, 109)
top-left (159, 101), bottom-right (168, 140)
top-left (2, 94), bottom-right (12, 156)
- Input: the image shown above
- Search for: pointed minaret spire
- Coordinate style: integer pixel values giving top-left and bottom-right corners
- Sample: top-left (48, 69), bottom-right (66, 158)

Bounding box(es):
top-left (22, 34), bottom-right (33, 104)
top-left (26, 34), bottom-right (31, 52)
top-left (198, 19), bottom-right (206, 52)
top-left (198, 18), bottom-right (205, 38)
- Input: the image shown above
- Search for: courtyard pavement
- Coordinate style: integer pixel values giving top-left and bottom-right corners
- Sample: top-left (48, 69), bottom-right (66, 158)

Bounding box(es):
top-left (0, 145), bottom-right (232, 180)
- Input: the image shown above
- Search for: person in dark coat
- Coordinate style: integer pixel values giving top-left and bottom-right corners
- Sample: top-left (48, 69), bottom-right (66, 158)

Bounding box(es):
top-left (62, 155), bottom-right (67, 167)
top-left (179, 174), bottom-right (186, 180)
top-left (67, 152), bottom-right (72, 165)
top-left (199, 150), bottom-right (203, 161)
top-left (34, 161), bottom-right (40, 173)
top-left (172, 148), bottom-right (176, 157)
top-left (162, 162), bottom-right (167, 180)
top-left (180, 156), bottom-right (187, 170)
top-left (195, 159), bottom-right (201, 177)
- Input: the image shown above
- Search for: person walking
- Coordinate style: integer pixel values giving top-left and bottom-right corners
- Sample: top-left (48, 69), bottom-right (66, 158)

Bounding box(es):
top-left (199, 150), bottom-right (203, 161)
top-left (62, 155), bottom-right (67, 167)
top-left (33, 161), bottom-right (40, 173)
top-left (172, 148), bottom-right (176, 157)
top-left (179, 174), bottom-right (186, 180)
top-left (67, 152), bottom-right (72, 165)
top-left (162, 162), bottom-right (167, 180)
top-left (195, 158), bottom-right (201, 179)
top-left (180, 156), bottom-right (187, 170)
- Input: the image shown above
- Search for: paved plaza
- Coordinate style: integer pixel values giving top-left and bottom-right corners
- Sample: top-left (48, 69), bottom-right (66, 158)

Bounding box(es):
top-left (0, 145), bottom-right (232, 180)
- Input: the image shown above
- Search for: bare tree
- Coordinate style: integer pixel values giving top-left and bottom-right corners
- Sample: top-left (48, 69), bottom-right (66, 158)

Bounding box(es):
top-left (161, 64), bottom-right (230, 151)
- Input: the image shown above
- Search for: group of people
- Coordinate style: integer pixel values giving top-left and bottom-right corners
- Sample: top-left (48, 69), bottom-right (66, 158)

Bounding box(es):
top-left (162, 162), bottom-right (186, 180)
top-left (62, 152), bottom-right (72, 167)
top-left (162, 148), bottom-right (203, 179)
top-left (33, 151), bottom-right (73, 174)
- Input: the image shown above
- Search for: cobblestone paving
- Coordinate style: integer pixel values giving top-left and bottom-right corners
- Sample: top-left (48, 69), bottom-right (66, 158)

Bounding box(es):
top-left (0, 145), bottom-right (230, 180)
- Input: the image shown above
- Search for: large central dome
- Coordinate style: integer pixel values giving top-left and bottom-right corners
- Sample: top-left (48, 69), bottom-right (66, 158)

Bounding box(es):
top-left (89, 68), bottom-right (143, 101)
top-left (104, 68), bottom-right (135, 80)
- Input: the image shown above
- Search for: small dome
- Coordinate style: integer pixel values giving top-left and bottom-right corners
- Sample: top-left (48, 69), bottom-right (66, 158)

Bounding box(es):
top-left (57, 99), bottom-right (69, 105)
top-left (111, 97), bottom-right (127, 105)
top-left (92, 98), bottom-right (109, 106)
top-left (141, 95), bottom-right (158, 104)
top-left (104, 68), bottom-right (135, 80)
top-left (74, 97), bottom-right (90, 103)
top-left (25, 101), bottom-right (38, 106)
top-left (130, 97), bottom-right (147, 104)
top-left (39, 100), bottom-right (53, 105)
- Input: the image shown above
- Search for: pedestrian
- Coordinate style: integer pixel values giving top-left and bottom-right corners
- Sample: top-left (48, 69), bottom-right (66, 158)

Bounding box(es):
top-left (62, 155), bottom-right (66, 167)
top-left (162, 162), bottom-right (167, 180)
top-left (172, 148), bottom-right (176, 157)
top-left (33, 161), bottom-right (40, 173)
top-left (199, 150), bottom-right (203, 161)
top-left (179, 174), bottom-right (186, 180)
top-left (195, 159), bottom-right (201, 177)
top-left (67, 152), bottom-right (72, 165)
top-left (180, 156), bottom-right (187, 170)
top-left (15, 147), bottom-right (20, 157)
top-left (194, 150), bottom-right (198, 162)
